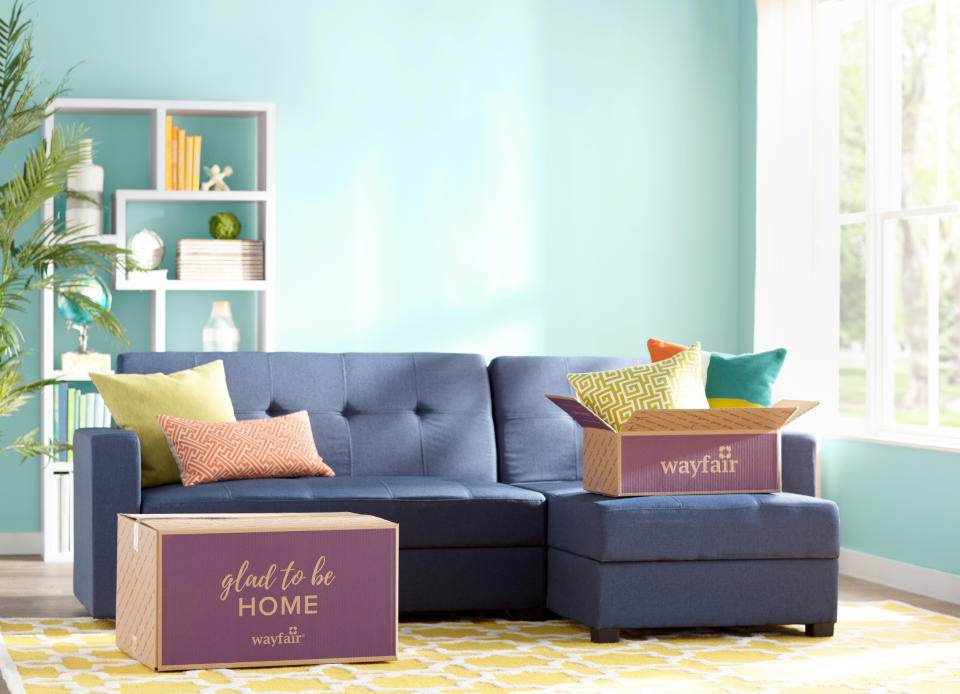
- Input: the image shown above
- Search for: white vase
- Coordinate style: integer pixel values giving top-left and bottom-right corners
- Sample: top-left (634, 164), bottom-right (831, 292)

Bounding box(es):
top-left (202, 301), bottom-right (241, 351)
top-left (65, 139), bottom-right (104, 239)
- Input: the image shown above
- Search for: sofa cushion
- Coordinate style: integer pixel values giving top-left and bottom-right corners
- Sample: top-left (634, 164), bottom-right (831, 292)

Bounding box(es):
top-left (516, 481), bottom-right (839, 562)
top-left (140, 476), bottom-right (545, 549)
top-left (118, 352), bottom-right (497, 481)
top-left (488, 357), bottom-right (646, 483)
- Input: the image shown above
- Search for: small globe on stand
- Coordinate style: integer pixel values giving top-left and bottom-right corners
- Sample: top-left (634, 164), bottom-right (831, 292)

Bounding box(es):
top-left (56, 273), bottom-right (111, 354)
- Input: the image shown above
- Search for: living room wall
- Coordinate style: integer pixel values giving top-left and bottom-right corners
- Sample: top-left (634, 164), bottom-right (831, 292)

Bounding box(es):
top-left (0, 0), bottom-right (755, 538)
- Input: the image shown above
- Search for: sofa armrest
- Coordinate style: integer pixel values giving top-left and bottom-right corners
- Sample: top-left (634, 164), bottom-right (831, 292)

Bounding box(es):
top-left (73, 428), bottom-right (141, 618)
top-left (781, 431), bottom-right (818, 497)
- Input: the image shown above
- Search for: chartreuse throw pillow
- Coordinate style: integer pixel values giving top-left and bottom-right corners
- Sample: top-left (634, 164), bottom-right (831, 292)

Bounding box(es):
top-left (646, 338), bottom-right (787, 408)
top-left (567, 343), bottom-right (709, 431)
top-left (90, 360), bottom-right (237, 488)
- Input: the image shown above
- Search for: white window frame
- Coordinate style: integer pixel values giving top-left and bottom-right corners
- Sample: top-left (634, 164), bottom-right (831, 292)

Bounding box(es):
top-left (825, 0), bottom-right (960, 449)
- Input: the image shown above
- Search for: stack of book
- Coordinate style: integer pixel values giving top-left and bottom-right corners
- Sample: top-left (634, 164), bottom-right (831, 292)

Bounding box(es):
top-left (176, 239), bottom-right (264, 281)
top-left (166, 117), bottom-right (202, 191)
top-left (53, 384), bottom-right (112, 463)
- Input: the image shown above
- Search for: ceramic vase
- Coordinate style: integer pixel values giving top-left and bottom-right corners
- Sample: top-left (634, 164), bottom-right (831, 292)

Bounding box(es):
top-left (202, 301), bottom-right (241, 351)
top-left (66, 139), bottom-right (104, 239)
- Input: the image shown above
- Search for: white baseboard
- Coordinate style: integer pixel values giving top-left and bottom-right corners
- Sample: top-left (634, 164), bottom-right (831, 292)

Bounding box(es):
top-left (0, 532), bottom-right (41, 556)
top-left (840, 547), bottom-right (960, 606)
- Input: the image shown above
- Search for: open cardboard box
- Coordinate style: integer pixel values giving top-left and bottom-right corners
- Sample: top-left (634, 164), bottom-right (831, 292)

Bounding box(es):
top-left (546, 396), bottom-right (818, 497)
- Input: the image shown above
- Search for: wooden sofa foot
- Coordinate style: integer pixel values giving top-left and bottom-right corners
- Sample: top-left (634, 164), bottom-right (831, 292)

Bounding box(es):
top-left (805, 622), bottom-right (834, 637)
top-left (590, 627), bottom-right (620, 643)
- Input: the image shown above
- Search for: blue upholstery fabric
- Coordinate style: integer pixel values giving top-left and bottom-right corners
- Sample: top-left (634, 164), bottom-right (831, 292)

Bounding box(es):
top-left (781, 431), bottom-right (818, 496)
top-left (517, 481), bottom-right (839, 563)
top-left (72, 429), bottom-right (142, 618)
top-left (118, 352), bottom-right (496, 480)
top-left (547, 549), bottom-right (839, 630)
top-left (488, 356), bottom-right (646, 483)
top-left (141, 477), bottom-right (545, 548)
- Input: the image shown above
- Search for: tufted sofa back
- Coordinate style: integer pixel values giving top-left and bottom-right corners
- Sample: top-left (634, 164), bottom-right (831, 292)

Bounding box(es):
top-left (117, 352), bottom-right (497, 480)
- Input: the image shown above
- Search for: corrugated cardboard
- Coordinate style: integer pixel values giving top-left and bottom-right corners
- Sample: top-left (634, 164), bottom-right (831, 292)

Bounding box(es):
top-left (546, 395), bottom-right (818, 497)
top-left (116, 512), bottom-right (398, 671)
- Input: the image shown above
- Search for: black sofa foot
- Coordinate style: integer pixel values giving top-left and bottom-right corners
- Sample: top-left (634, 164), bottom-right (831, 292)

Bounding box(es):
top-left (512, 607), bottom-right (547, 621)
top-left (590, 627), bottom-right (620, 643)
top-left (805, 622), bottom-right (834, 637)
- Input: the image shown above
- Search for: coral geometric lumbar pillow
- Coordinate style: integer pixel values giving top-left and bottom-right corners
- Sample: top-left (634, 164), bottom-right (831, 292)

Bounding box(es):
top-left (566, 343), bottom-right (709, 431)
top-left (157, 410), bottom-right (335, 486)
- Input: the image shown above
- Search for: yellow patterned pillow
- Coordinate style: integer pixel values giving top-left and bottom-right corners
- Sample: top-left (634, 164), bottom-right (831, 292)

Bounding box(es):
top-left (567, 344), bottom-right (709, 431)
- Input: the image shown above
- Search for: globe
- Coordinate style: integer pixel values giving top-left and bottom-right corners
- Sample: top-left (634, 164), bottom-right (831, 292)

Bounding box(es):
top-left (57, 274), bottom-right (111, 328)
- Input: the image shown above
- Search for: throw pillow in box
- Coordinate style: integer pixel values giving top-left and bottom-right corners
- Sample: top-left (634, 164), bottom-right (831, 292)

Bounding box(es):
top-left (157, 410), bottom-right (335, 486)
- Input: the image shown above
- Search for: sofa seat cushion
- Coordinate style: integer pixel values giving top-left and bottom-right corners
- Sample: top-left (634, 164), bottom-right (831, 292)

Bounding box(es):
top-left (140, 476), bottom-right (545, 549)
top-left (515, 481), bottom-right (839, 563)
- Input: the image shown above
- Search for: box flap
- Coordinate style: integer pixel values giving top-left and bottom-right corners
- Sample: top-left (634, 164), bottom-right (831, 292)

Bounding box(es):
top-left (772, 399), bottom-right (820, 425)
top-left (619, 407), bottom-right (800, 434)
top-left (545, 395), bottom-right (614, 431)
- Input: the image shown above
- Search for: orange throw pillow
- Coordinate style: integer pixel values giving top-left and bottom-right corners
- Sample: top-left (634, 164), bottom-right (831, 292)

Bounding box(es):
top-left (157, 410), bottom-right (335, 486)
top-left (647, 338), bottom-right (687, 362)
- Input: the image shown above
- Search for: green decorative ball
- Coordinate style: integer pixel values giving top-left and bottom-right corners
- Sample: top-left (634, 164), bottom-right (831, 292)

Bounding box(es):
top-left (209, 212), bottom-right (241, 240)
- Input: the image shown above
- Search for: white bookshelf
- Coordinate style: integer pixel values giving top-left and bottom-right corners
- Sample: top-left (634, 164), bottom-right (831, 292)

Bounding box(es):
top-left (38, 98), bottom-right (278, 561)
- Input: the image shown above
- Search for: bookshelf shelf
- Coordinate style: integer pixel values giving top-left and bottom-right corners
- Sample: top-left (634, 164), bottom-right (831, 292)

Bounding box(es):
top-left (38, 97), bottom-right (277, 561)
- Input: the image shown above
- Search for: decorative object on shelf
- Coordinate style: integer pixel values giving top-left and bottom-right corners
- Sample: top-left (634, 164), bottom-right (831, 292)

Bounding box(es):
top-left (177, 239), bottom-right (264, 281)
top-left (201, 164), bottom-right (233, 191)
top-left (57, 273), bottom-right (113, 372)
top-left (66, 138), bottom-right (104, 239)
top-left (209, 211), bottom-right (241, 239)
top-left (126, 228), bottom-right (167, 282)
top-left (0, 1), bottom-right (131, 463)
top-left (202, 301), bottom-right (241, 352)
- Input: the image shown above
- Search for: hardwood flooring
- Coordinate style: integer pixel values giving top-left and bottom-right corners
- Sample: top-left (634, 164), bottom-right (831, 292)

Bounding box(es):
top-left (0, 557), bottom-right (957, 694)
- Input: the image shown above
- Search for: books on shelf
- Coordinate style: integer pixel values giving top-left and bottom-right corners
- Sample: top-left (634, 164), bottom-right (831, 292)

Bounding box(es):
top-left (176, 239), bottom-right (264, 281)
top-left (52, 384), bottom-right (112, 462)
top-left (166, 116), bottom-right (203, 191)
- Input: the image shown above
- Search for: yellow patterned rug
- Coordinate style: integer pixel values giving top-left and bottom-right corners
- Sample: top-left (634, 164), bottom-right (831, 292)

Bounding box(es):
top-left (1, 601), bottom-right (959, 693)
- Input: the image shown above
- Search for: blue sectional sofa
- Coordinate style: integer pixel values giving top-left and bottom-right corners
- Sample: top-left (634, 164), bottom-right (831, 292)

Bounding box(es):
top-left (73, 352), bottom-right (839, 642)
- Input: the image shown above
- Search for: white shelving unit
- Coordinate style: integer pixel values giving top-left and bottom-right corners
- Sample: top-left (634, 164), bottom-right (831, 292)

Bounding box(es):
top-left (38, 98), bottom-right (277, 561)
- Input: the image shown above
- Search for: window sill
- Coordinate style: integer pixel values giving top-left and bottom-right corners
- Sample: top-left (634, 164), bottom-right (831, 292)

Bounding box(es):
top-left (826, 427), bottom-right (960, 454)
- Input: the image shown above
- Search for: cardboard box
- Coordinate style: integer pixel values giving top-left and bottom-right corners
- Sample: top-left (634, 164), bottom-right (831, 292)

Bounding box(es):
top-left (116, 512), bottom-right (398, 671)
top-left (546, 396), bottom-right (817, 497)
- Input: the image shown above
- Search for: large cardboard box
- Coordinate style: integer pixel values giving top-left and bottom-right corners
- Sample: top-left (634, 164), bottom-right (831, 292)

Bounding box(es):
top-left (116, 512), bottom-right (398, 671)
top-left (546, 396), bottom-right (817, 497)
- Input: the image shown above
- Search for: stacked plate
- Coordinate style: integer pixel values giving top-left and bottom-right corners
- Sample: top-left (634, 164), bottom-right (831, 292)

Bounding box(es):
top-left (176, 240), bottom-right (264, 281)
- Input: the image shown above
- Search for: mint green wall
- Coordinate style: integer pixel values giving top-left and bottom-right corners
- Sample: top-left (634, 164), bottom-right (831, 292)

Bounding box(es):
top-left (821, 439), bottom-right (960, 575)
top-left (0, 0), bottom-right (751, 533)
top-left (738, 0), bottom-right (756, 354)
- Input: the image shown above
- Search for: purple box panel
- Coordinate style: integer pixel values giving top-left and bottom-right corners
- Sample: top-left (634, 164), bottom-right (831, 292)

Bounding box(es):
top-left (620, 433), bottom-right (780, 494)
top-left (160, 528), bottom-right (396, 666)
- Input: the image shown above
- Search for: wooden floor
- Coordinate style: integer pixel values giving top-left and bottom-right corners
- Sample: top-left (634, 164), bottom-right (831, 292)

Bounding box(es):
top-left (0, 557), bottom-right (957, 694)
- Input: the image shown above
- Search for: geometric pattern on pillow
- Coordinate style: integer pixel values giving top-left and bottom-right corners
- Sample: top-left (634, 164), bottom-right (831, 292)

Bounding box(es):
top-left (566, 343), bottom-right (709, 431)
top-left (156, 410), bottom-right (335, 487)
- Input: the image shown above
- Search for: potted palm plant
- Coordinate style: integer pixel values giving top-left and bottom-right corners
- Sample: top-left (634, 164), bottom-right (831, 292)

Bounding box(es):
top-left (1, 2), bottom-right (131, 460)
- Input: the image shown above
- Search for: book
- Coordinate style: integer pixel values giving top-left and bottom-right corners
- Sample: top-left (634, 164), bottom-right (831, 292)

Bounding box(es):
top-left (165, 116), bottom-right (173, 190)
top-left (171, 126), bottom-right (179, 191)
top-left (66, 387), bottom-right (76, 463)
top-left (192, 136), bottom-right (202, 191)
top-left (85, 393), bottom-right (97, 428)
top-left (58, 383), bottom-right (68, 460)
top-left (53, 384), bottom-right (59, 455)
top-left (184, 136), bottom-right (195, 192)
top-left (93, 393), bottom-right (104, 428)
top-left (177, 128), bottom-right (186, 191)
top-left (78, 391), bottom-right (87, 432)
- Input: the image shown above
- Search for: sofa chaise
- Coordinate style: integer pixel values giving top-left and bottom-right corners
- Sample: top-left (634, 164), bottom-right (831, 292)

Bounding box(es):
top-left (74, 352), bottom-right (839, 642)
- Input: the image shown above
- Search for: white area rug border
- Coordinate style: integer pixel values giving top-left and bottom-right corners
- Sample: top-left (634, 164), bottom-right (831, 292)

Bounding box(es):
top-left (0, 627), bottom-right (24, 694)
top-left (0, 533), bottom-right (40, 556)
top-left (840, 547), bottom-right (960, 605)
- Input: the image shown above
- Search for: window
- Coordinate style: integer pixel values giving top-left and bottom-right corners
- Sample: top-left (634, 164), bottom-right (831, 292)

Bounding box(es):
top-left (823, 0), bottom-right (960, 442)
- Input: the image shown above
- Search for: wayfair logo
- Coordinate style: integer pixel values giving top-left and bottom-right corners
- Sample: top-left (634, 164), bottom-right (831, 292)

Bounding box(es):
top-left (250, 625), bottom-right (305, 647)
top-left (659, 446), bottom-right (739, 478)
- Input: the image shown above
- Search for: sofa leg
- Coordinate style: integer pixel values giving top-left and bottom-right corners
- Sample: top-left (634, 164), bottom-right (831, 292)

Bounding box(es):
top-left (590, 627), bottom-right (620, 643)
top-left (805, 622), bottom-right (834, 637)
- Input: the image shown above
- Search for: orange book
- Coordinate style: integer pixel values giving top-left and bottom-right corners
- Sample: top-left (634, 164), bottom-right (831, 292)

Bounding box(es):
top-left (184, 136), bottom-right (195, 192)
top-left (192, 136), bottom-right (202, 191)
top-left (170, 126), bottom-right (179, 191)
top-left (177, 128), bottom-right (186, 190)
top-left (165, 116), bottom-right (173, 190)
